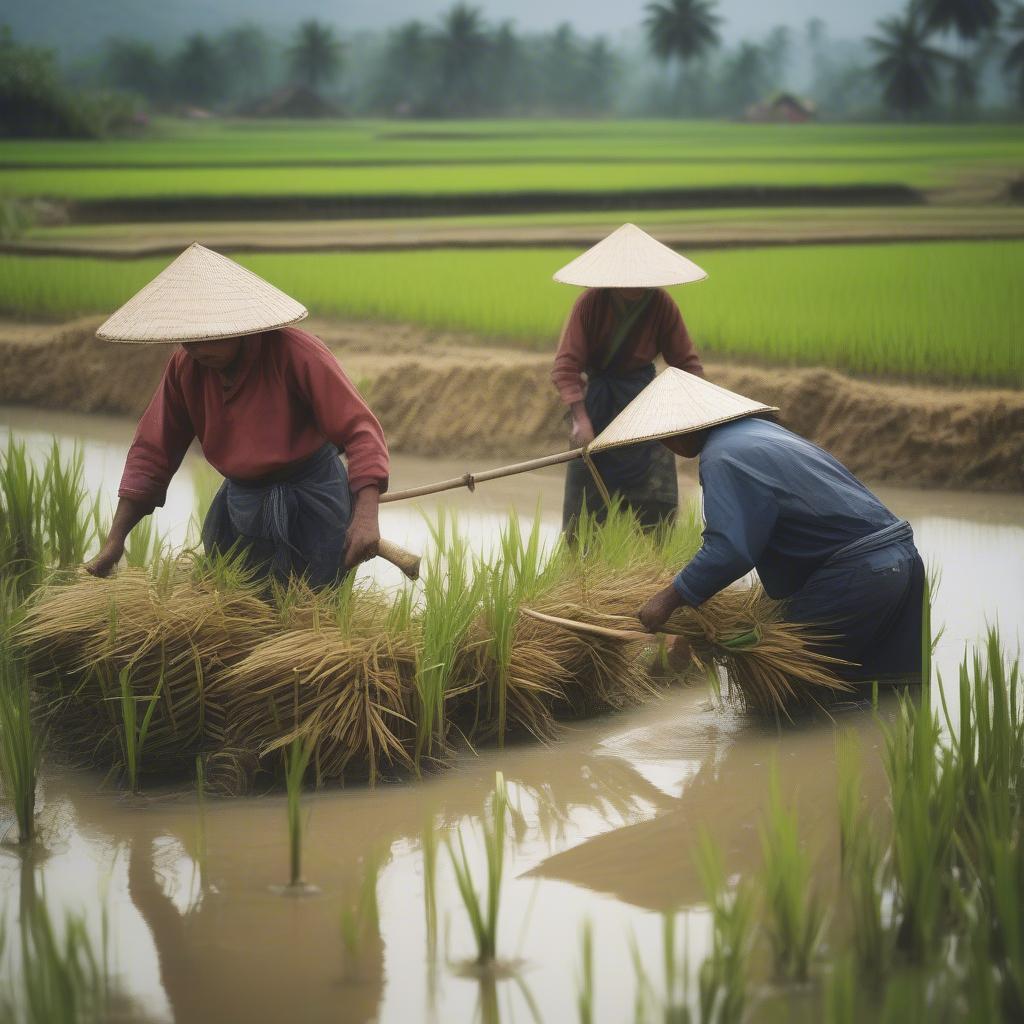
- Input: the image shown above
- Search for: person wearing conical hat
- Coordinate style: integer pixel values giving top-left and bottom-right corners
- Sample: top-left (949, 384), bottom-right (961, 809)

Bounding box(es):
top-left (84, 244), bottom-right (389, 587)
top-left (551, 224), bottom-right (706, 537)
top-left (613, 370), bottom-right (926, 682)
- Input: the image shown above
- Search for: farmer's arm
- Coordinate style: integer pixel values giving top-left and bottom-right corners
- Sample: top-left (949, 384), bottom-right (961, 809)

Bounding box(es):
top-left (656, 293), bottom-right (704, 377)
top-left (551, 291), bottom-right (596, 446)
top-left (638, 458), bottom-right (777, 631)
top-left (87, 357), bottom-right (195, 577)
top-left (294, 338), bottom-right (389, 568)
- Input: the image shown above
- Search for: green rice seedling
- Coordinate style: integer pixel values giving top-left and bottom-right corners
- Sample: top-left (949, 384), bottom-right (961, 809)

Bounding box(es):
top-left (122, 515), bottom-right (164, 570)
top-left (192, 754), bottom-right (208, 898)
top-left (836, 732), bottom-right (892, 982)
top-left (339, 847), bottom-right (383, 978)
top-left (41, 440), bottom-right (96, 572)
top-left (480, 510), bottom-right (551, 745)
top-left (0, 580), bottom-right (44, 844)
top-left (415, 512), bottom-right (483, 769)
top-left (1, 434), bottom-right (44, 597)
top-left (822, 955), bottom-right (859, 1024)
top-left (576, 919), bottom-right (594, 1024)
top-left (283, 734), bottom-right (313, 889)
top-left (448, 770), bottom-right (509, 965)
top-left (758, 766), bottom-right (826, 982)
top-left (694, 829), bottom-right (755, 1024)
top-left (112, 661), bottom-right (164, 794)
top-left (882, 690), bottom-right (959, 965)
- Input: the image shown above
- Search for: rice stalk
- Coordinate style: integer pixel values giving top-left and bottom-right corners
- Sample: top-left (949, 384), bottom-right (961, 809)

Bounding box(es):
top-left (836, 731), bottom-right (893, 982)
top-left (0, 434), bottom-right (44, 598)
top-left (694, 828), bottom-right (755, 1024)
top-left (759, 765), bottom-right (826, 982)
top-left (415, 512), bottom-right (483, 769)
top-left (284, 734), bottom-right (312, 888)
top-left (112, 661), bottom-right (164, 794)
top-left (448, 770), bottom-right (509, 965)
top-left (0, 579), bottom-right (44, 844)
top-left (41, 440), bottom-right (97, 572)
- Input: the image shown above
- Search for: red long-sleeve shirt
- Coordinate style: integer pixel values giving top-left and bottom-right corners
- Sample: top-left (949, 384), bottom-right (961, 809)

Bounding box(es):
top-left (118, 327), bottom-right (389, 508)
top-left (551, 288), bottom-right (704, 405)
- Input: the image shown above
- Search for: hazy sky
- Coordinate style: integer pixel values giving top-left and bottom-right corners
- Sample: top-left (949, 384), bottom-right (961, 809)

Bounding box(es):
top-left (10, 0), bottom-right (905, 55)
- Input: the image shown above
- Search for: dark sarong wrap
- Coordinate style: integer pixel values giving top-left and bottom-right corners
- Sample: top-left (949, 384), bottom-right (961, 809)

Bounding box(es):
top-left (201, 442), bottom-right (352, 589)
top-left (785, 519), bottom-right (925, 682)
top-left (562, 292), bottom-right (678, 533)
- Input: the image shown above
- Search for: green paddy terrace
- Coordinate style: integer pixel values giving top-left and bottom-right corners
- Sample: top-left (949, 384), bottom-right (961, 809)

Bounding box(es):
top-left (2, 240), bottom-right (1020, 387)
top-left (3, 119), bottom-right (1023, 201)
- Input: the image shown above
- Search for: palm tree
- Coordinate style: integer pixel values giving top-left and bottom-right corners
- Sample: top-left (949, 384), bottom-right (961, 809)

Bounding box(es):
top-left (289, 20), bottom-right (342, 91)
top-left (1005, 4), bottom-right (1024, 108)
top-left (868, 7), bottom-right (949, 117)
top-left (436, 4), bottom-right (488, 114)
top-left (644, 0), bottom-right (722, 114)
top-left (173, 34), bottom-right (225, 107)
top-left (921, 0), bottom-right (1001, 41)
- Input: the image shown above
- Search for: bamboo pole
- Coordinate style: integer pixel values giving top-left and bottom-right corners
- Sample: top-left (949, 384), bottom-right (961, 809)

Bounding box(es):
top-left (521, 606), bottom-right (657, 643)
top-left (380, 448), bottom-right (583, 504)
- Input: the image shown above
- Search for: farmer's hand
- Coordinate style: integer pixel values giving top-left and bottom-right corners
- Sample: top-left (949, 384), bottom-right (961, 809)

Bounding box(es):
top-left (344, 486), bottom-right (381, 570)
top-left (638, 583), bottom-right (684, 633)
top-left (569, 402), bottom-right (595, 449)
top-left (84, 540), bottom-right (124, 578)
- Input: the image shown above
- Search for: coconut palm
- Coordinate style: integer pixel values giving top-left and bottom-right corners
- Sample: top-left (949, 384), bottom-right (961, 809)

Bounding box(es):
top-left (921, 0), bottom-right (1001, 42)
top-left (645, 0), bottom-right (722, 66)
top-left (1005, 4), bottom-right (1024, 107)
top-left (436, 4), bottom-right (488, 114)
top-left (645, 0), bottom-right (722, 114)
top-left (868, 7), bottom-right (949, 117)
top-left (289, 20), bottom-right (342, 91)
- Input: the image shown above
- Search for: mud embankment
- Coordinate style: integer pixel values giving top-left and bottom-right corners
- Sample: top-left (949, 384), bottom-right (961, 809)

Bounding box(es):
top-left (1, 318), bottom-right (1021, 492)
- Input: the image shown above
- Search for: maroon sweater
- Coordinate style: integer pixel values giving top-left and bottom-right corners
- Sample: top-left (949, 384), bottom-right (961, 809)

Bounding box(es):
top-left (119, 327), bottom-right (389, 508)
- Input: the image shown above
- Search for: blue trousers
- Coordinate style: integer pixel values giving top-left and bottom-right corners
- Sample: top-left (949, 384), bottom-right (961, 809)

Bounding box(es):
top-left (201, 443), bottom-right (352, 590)
top-left (786, 532), bottom-right (925, 683)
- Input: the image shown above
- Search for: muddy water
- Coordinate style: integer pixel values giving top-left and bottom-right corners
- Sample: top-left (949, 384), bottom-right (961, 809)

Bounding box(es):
top-left (1, 406), bottom-right (1022, 1023)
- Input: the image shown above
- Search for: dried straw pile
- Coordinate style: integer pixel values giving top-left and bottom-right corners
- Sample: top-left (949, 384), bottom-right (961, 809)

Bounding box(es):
top-left (17, 529), bottom-right (848, 794)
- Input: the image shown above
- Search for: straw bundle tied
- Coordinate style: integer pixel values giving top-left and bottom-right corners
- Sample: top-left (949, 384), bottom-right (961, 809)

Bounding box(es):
top-left (17, 538), bottom-right (849, 794)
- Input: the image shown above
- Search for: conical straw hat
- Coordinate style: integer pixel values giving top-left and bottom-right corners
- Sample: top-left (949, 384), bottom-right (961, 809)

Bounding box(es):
top-left (589, 368), bottom-right (777, 452)
top-left (96, 242), bottom-right (308, 344)
top-left (553, 223), bottom-right (707, 288)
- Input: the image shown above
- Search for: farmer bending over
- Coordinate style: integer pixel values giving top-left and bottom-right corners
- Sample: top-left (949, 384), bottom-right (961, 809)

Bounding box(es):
top-left (628, 370), bottom-right (925, 682)
top-left (85, 243), bottom-right (388, 588)
top-left (551, 224), bottom-right (705, 536)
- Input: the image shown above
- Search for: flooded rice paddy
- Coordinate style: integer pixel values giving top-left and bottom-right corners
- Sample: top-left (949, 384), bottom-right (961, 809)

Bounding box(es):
top-left (1, 404), bottom-right (1022, 1023)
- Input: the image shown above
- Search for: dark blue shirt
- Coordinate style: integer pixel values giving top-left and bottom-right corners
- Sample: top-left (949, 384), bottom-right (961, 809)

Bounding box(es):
top-left (674, 418), bottom-right (897, 605)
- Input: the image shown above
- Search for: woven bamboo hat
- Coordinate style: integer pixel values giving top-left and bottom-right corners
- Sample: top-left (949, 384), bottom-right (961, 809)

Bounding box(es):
top-left (553, 223), bottom-right (707, 288)
top-left (96, 242), bottom-right (308, 344)
top-left (589, 368), bottom-right (777, 452)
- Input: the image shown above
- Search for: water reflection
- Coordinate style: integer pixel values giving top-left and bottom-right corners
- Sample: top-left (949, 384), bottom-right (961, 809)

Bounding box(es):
top-left (1, 408), bottom-right (1022, 1022)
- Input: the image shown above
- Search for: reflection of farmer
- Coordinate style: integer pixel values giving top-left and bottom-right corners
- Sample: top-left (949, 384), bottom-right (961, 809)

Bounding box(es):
top-left (631, 371), bottom-right (925, 682)
top-left (85, 244), bottom-right (389, 587)
top-left (551, 224), bottom-right (706, 535)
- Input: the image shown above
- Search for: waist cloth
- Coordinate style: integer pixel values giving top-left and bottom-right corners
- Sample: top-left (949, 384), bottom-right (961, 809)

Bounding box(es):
top-left (201, 442), bottom-right (352, 589)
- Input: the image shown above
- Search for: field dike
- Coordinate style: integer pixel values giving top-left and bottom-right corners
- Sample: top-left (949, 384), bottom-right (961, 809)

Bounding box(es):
top-left (1, 317), bottom-right (1022, 492)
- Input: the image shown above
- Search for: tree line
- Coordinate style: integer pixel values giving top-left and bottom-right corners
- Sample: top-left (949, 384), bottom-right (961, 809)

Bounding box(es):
top-left (3, 0), bottom-right (1024, 137)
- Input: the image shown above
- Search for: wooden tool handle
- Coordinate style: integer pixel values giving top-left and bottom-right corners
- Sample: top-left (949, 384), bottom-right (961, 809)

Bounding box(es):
top-left (377, 539), bottom-right (422, 580)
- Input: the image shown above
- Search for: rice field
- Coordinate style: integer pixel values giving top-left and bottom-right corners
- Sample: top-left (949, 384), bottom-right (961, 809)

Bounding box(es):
top-left (1, 241), bottom-right (1020, 386)
top-left (3, 120), bottom-right (1021, 196)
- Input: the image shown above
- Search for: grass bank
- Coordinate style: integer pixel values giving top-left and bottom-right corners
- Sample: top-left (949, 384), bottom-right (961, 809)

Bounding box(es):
top-left (0, 241), bottom-right (1020, 386)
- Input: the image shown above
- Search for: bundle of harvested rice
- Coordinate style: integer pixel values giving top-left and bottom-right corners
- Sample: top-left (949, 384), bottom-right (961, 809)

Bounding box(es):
top-left (19, 563), bottom-right (279, 773)
top-left (215, 627), bottom-right (416, 789)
